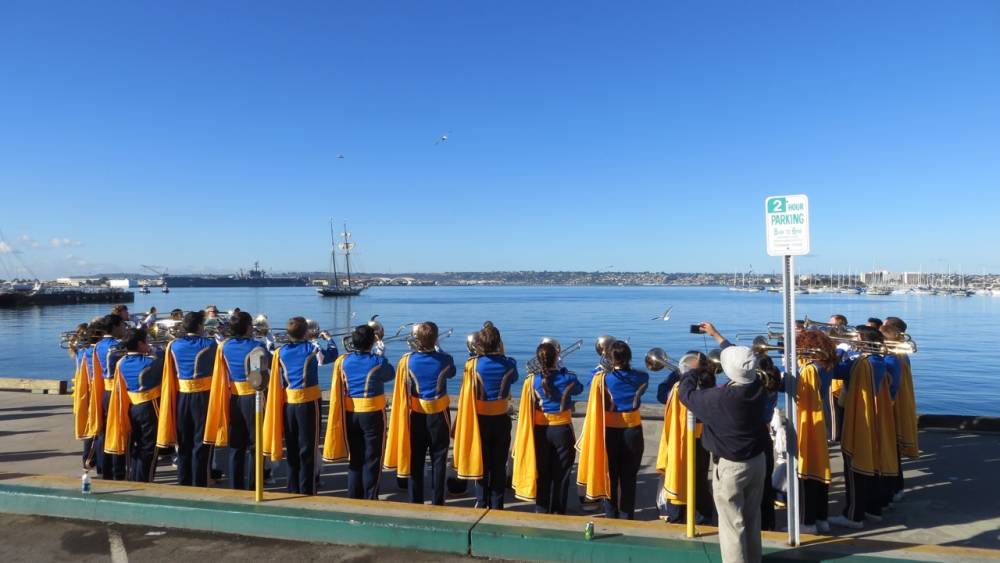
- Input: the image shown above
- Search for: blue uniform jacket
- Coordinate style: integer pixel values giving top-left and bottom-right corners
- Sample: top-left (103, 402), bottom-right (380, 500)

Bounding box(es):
top-left (277, 341), bottom-right (337, 390)
top-left (883, 354), bottom-right (904, 399)
top-left (95, 336), bottom-right (120, 378)
top-left (117, 351), bottom-right (165, 392)
top-left (599, 367), bottom-right (649, 413)
top-left (169, 335), bottom-right (217, 380)
top-left (407, 351), bottom-right (457, 401)
top-left (222, 337), bottom-right (270, 383)
top-left (532, 368), bottom-right (583, 413)
top-left (475, 354), bottom-right (519, 401)
top-left (341, 351), bottom-right (394, 398)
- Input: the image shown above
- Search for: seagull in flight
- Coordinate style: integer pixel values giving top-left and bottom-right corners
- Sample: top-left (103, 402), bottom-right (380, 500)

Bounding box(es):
top-left (336, 154), bottom-right (345, 160)
top-left (651, 306), bottom-right (673, 321)
top-left (435, 132), bottom-right (450, 145)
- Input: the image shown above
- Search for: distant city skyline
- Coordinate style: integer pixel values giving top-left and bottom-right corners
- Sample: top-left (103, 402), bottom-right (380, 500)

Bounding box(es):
top-left (2, 2), bottom-right (998, 278)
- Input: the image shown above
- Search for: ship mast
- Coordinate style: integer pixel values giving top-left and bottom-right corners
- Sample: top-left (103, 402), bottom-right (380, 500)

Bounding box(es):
top-left (339, 222), bottom-right (356, 289)
top-left (329, 220), bottom-right (340, 288)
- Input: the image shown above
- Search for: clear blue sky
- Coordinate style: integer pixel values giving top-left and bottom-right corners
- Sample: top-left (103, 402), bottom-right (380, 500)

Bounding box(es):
top-left (1, 1), bottom-right (998, 278)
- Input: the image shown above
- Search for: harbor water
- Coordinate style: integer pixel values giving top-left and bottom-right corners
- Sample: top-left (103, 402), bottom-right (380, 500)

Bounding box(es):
top-left (0, 285), bottom-right (995, 416)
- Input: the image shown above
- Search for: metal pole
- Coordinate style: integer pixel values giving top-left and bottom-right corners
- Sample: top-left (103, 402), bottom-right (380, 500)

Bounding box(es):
top-left (685, 410), bottom-right (696, 538)
top-left (254, 390), bottom-right (264, 503)
top-left (782, 255), bottom-right (800, 546)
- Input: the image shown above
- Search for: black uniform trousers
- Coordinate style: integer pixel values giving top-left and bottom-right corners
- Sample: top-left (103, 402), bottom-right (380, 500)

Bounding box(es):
top-left (603, 426), bottom-right (644, 520)
top-left (760, 431), bottom-right (776, 531)
top-left (228, 394), bottom-right (257, 490)
top-left (533, 423), bottom-right (575, 514)
top-left (82, 437), bottom-right (96, 470)
top-left (284, 399), bottom-right (320, 495)
top-left (98, 389), bottom-right (126, 480)
top-left (176, 389), bottom-right (211, 487)
top-left (842, 453), bottom-right (877, 522)
top-left (475, 414), bottom-right (511, 509)
top-left (345, 410), bottom-right (385, 500)
top-left (128, 400), bottom-right (159, 482)
top-left (801, 478), bottom-right (830, 524)
top-left (409, 410), bottom-right (450, 505)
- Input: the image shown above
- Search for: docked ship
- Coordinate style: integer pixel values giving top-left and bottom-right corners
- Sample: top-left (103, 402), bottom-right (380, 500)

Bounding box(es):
top-left (0, 282), bottom-right (133, 307)
top-left (161, 262), bottom-right (309, 288)
top-left (317, 221), bottom-right (366, 297)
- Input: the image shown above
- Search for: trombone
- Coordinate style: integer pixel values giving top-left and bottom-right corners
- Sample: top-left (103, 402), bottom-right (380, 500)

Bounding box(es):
top-left (406, 327), bottom-right (455, 351)
top-left (802, 316), bottom-right (858, 337)
top-left (525, 338), bottom-right (584, 374)
top-left (644, 347), bottom-right (681, 373)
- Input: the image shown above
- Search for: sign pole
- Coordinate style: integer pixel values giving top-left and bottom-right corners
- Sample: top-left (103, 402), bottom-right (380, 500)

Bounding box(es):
top-left (685, 410), bottom-right (696, 538)
top-left (782, 255), bottom-right (800, 546)
top-left (254, 389), bottom-right (264, 503)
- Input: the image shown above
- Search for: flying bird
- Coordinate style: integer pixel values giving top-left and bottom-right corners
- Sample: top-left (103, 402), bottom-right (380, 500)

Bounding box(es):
top-left (435, 132), bottom-right (450, 145)
top-left (651, 306), bottom-right (673, 321)
top-left (336, 154), bottom-right (345, 160)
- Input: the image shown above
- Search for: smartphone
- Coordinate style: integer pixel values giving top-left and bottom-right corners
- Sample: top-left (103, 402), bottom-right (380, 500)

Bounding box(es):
top-left (690, 324), bottom-right (704, 334)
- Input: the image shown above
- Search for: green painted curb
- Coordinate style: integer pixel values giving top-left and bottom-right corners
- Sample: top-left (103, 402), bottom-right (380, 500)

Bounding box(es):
top-left (0, 483), bottom-right (472, 554)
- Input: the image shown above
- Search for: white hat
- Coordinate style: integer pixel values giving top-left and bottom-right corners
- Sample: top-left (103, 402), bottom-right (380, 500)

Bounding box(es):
top-left (721, 346), bottom-right (756, 385)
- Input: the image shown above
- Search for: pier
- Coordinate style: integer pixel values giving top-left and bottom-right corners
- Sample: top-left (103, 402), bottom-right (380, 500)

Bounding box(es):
top-left (0, 389), bottom-right (997, 561)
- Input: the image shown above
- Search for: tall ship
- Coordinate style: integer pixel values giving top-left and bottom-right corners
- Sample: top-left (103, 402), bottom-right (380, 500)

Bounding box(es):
top-left (162, 262), bottom-right (309, 288)
top-left (317, 221), bottom-right (366, 297)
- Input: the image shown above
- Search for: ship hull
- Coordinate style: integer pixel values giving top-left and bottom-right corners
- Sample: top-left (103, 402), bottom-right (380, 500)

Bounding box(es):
top-left (0, 290), bottom-right (134, 308)
top-left (162, 276), bottom-right (309, 288)
top-left (316, 287), bottom-right (364, 297)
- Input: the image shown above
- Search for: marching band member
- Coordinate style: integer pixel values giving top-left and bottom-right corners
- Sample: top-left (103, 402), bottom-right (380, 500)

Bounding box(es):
top-left (383, 322), bottom-right (456, 505)
top-left (322, 324), bottom-right (391, 499)
top-left (794, 330), bottom-right (837, 534)
top-left (104, 328), bottom-right (165, 482)
top-left (112, 304), bottom-right (131, 325)
top-left (830, 326), bottom-right (895, 528)
top-left (827, 314), bottom-right (850, 442)
top-left (95, 314), bottom-right (127, 480)
top-left (71, 322), bottom-right (99, 469)
top-left (156, 311), bottom-right (218, 487)
top-left (453, 321), bottom-right (518, 509)
top-left (512, 341), bottom-right (583, 514)
top-left (141, 307), bottom-right (158, 329)
top-left (655, 352), bottom-right (713, 524)
top-left (264, 317), bottom-right (337, 495)
top-left (204, 312), bottom-right (271, 490)
top-left (577, 340), bottom-right (648, 520)
top-left (881, 318), bottom-right (918, 502)
top-left (864, 327), bottom-right (898, 516)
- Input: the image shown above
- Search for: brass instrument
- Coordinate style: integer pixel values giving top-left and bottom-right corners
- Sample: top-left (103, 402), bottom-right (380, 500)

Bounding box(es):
top-left (525, 338), bottom-right (584, 374)
top-left (644, 347), bottom-right (680, 373)
top-left (466, 332), bottom-right (478, 357)
top-left (826, 335), bottom-right (917, 355)
top-left (802, 315), bottom-right (858, 337)
top-left (406, 327), bottom-right (455, 351)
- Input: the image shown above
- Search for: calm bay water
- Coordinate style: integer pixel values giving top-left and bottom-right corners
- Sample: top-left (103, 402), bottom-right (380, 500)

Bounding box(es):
top-left (0, 285), bottom-right (996, 416)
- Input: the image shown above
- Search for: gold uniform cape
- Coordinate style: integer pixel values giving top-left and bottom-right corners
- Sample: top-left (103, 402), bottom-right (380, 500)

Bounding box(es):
top-left (103, 358), bottom-right (132, 456)
top-left (452, 357), bottom-right (486, 481)
top-left (155, 342), bottom-right (179, 449)
top-left (72, 350), bottom-right (97, 440)
top-left (383, 353), bottom-right (414, 476)
top-left (655, 382), bottom-right (702, 505)
top-left (83, 349), bottom-right (109, 442)
top-left (575, 370), bottom-right (611, 501)
top-left (322, 355), bottom-right (351, 463)
top-left (511, 375), bottom-right (539, 502)
top-left (261, 347), bottom-right (289, 461)
top-left (796, 363), bottom-right (831, 483)
top-left (204, 346), bottom-right (233, 447)
top-left (893, 355), bottom-right (919, 458)
top-left (841, 356), bottom-right (899, 477)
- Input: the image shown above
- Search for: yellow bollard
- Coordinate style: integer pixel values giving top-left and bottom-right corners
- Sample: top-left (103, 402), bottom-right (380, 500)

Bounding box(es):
top-left (254, 390), bottom-right (263, 502)
top-left (686, 410), bottom-right (696, 538)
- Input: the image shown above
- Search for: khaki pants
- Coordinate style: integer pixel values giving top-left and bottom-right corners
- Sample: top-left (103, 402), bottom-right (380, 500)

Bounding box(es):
top-left (713, 452), bottom-right (765, 563)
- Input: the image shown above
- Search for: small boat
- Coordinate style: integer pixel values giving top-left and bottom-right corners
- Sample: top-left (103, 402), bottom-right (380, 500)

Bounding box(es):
top-left (139, 286), bottom-right (151, 294)
top-left (161, 285), bottom-right (170, 294)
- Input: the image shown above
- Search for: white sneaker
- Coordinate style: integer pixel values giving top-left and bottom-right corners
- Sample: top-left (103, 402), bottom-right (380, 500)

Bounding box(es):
top-left (829, 515), bottom-right (864, 529)
top-left (865, 512), bottom-right (883, 522)
top-left (816, 520), bottom-right (831, 533)
top-left (800, 524), bottom-right (818, 535)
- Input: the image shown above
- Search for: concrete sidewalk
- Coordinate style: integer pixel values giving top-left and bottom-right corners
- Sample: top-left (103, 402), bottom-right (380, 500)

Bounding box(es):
top-left (1, 390), bottom-right (997, 555)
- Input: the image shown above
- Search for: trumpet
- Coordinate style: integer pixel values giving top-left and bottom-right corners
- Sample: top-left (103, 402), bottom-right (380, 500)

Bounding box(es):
top-left (525, 338), bottom-right (584, 374)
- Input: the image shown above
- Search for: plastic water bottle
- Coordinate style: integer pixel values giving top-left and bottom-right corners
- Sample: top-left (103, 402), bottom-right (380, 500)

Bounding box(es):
top-left (81, 471), bottom-right (92, 494)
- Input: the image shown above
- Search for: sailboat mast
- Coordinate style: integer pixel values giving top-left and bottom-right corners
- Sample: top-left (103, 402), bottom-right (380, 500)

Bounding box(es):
top-left (342, 222), bottom-right (353, 288)
top-left (329, 220), bottom-right (340, 288)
